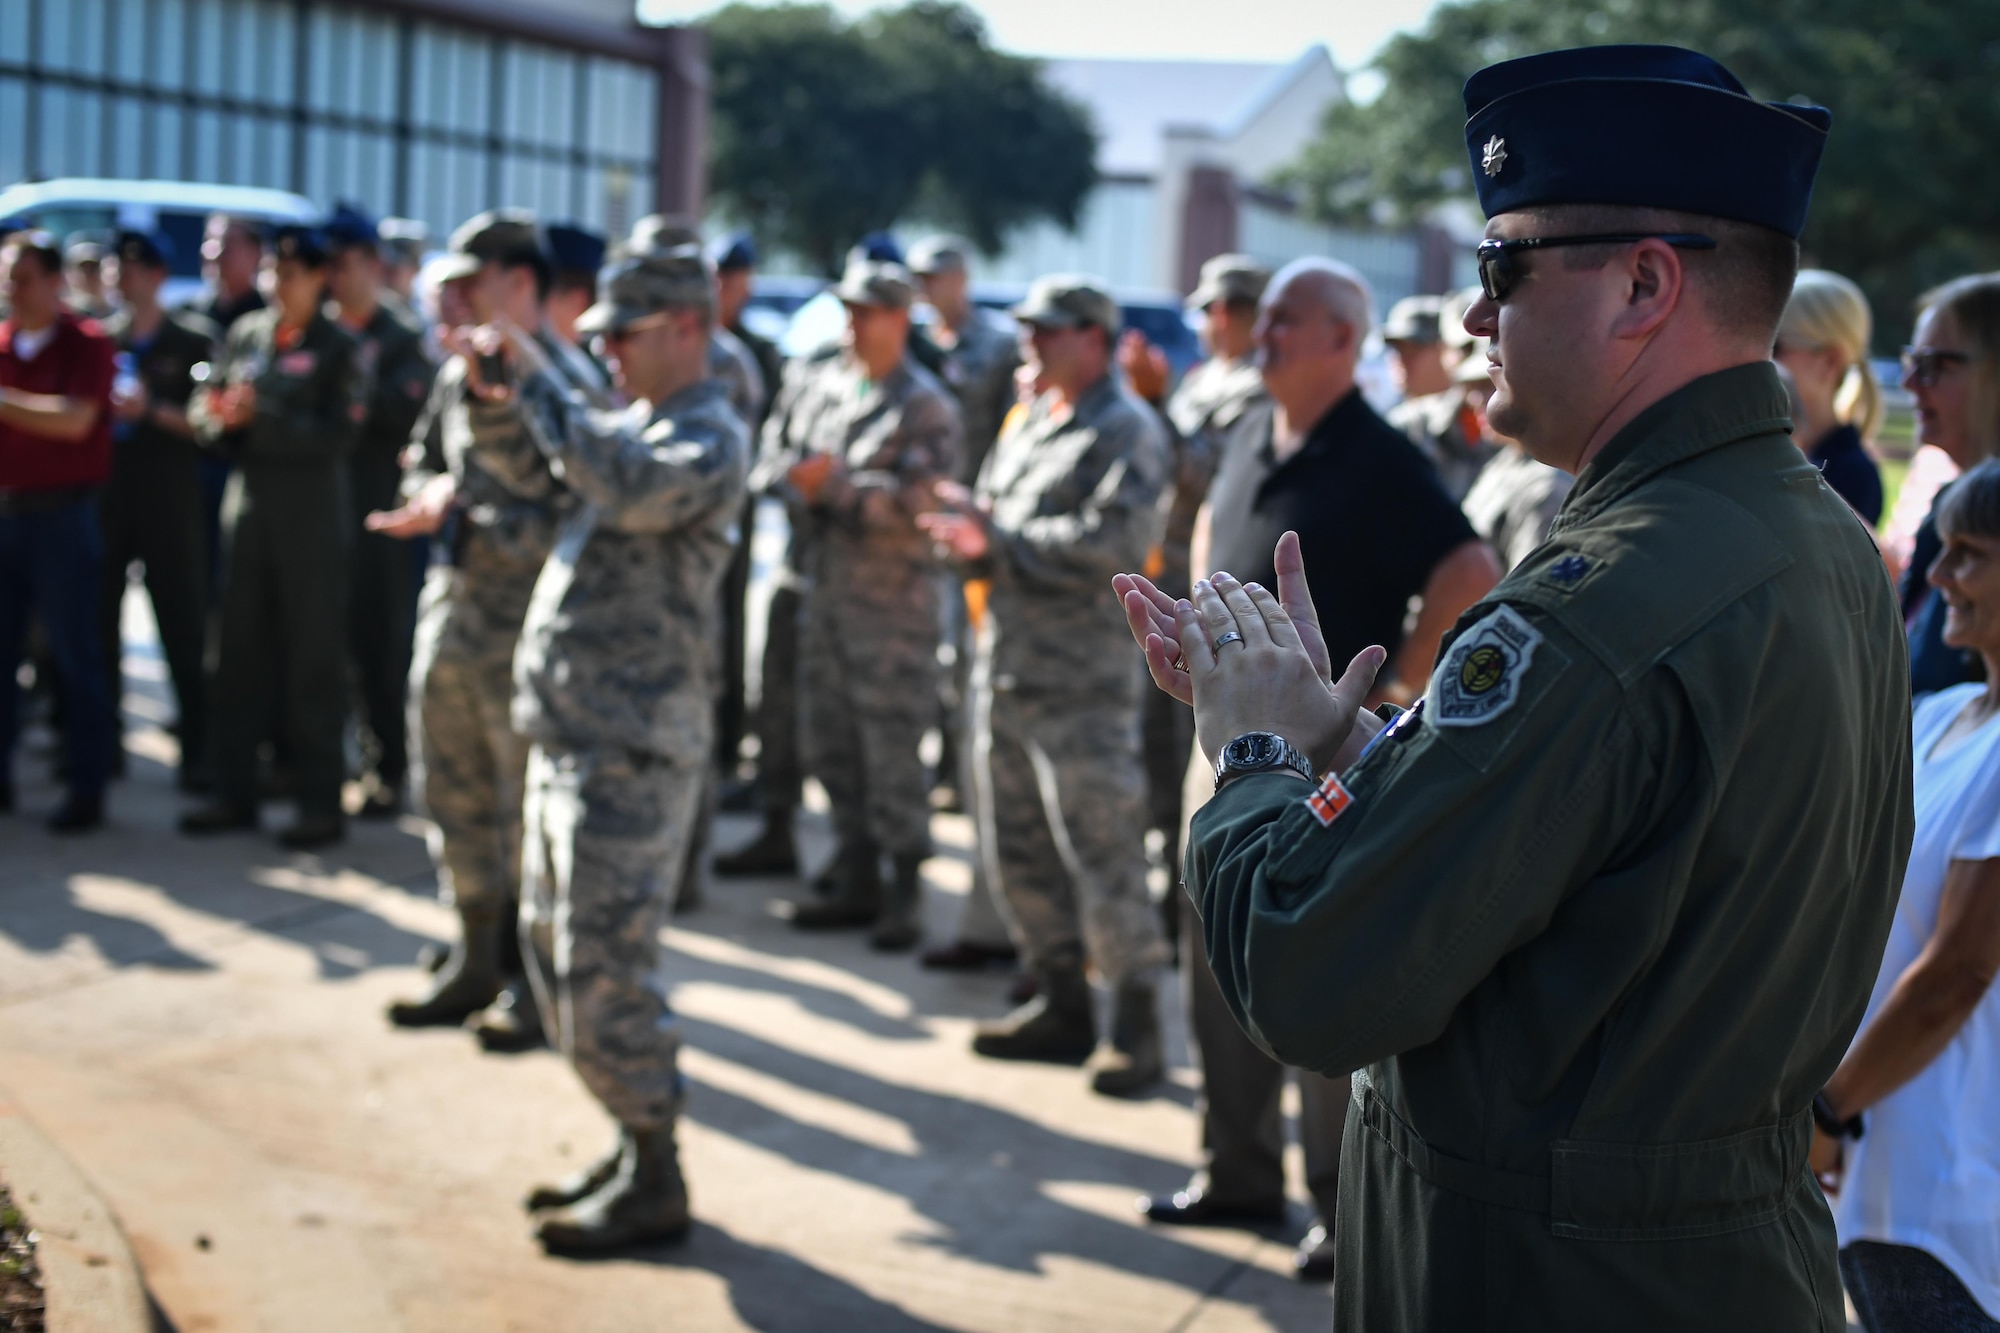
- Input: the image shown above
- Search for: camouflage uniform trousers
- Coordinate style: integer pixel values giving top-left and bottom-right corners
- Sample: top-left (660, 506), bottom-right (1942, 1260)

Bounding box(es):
top-left (972, 682), bottom-right (1171, 985)
top-left (803, 583), bottom-right (939, 857)
top-left (408, 563), bottom-right (530, 912)
top-left (519, 742), bottom-right (702, 1131)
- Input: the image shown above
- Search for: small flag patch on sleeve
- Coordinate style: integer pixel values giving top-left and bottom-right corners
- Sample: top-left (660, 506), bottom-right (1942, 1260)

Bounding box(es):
top-left (1303, 772), bottom-right (1353, 827)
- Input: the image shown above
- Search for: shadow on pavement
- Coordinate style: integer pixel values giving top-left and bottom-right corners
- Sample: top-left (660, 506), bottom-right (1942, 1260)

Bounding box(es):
top-left (564, 1221), bottom-right (959, 1333)
top-left (678, 1014), bottom-right (1307, 1311)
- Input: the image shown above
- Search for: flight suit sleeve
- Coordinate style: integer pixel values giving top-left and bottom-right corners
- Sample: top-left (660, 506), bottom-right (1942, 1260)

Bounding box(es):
top-left (188, 320), bottom-right (249, 447)
top-left (399, 369), bottom-right (452, 499)
top-left (991, 407), bottom-right (1166, 594)
top-left (1186, 600), bottom-right (1666, 1077)
top-left (514, 371), bottom-right (747, 535)
top-left (247, 330), bottom-right (365, 461)
top-left (369, 324), bottom-right (436, 454)
top-left (821, 385), bottom-right (961, 534)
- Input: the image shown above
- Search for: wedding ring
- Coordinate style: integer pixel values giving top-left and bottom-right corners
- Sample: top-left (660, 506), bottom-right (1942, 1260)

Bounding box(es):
top-left (1215, 631), bottom-right (1245, 650)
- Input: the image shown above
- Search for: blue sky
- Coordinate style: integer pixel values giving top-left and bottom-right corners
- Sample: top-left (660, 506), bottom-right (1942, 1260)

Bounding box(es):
top-left (639, 0), bottom-right (1448, 69)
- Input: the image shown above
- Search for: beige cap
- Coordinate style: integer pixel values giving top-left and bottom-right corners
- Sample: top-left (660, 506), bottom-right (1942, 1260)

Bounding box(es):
top-left (831, 259), bottom-right (916, 310)
top-left (433, 209), bottom-right (544, 282)
top-left (1011, 273), bottom-right (1120, 333)
top-left (1382, 294), bottom-right (1444, 344)
top-left (1186, 253), bottom-right (1271, 310)
top-left (576, 245), bottom-right (714, 336)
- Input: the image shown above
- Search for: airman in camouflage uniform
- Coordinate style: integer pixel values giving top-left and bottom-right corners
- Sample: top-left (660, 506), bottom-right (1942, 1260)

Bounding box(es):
top-left (924, 275), bottom-right (1171, 1096)
top-left (753, 260), bottom-right (961, 950)
top-left (488, 246), bottom-right (748, 1254)
top-left (384, 212), bottom-right (609, 1035)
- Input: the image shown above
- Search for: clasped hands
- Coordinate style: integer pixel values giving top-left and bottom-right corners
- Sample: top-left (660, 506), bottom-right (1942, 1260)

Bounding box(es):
top-left (1113, 530), bottom-right (1387, 775)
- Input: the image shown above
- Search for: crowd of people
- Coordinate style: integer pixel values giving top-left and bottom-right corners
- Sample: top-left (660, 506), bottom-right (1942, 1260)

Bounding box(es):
top-left (0, 102), bottom-right (1997, 1318)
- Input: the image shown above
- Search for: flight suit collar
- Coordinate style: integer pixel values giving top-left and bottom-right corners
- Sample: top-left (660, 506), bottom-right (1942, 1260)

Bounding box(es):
top-left (1556, 361), bottom-right (1792, 530)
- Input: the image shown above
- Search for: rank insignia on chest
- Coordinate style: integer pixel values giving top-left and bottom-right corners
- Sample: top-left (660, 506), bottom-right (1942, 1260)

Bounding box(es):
top-left (276, 350), bottom-right (317, 376)
top-left (1432, 604), bottom-right (1544, 728)
top-left (1303, 772), bottom-right (1353, 827)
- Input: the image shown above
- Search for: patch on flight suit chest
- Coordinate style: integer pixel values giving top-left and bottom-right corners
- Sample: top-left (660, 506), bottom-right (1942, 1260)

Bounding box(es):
top-left (1432, 604), bottom-right (1543, 728)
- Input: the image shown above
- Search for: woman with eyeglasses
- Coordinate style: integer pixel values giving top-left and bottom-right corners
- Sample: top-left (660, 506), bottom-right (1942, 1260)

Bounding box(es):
top-left (1901, 274), bottom-right (2000, 696)
top-left (1775, 270), bottom-right (1884, 525)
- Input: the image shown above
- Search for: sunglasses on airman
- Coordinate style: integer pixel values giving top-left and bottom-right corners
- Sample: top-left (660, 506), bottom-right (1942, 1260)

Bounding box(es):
top-left (1476, 233), bottom-right (1717, 303)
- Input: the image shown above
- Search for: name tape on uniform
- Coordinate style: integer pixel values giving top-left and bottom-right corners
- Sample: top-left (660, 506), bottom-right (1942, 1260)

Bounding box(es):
top-left (1432, 604), bottom-right (1543, 728)
top-left (1303, 772), bottom-right (1353, 827)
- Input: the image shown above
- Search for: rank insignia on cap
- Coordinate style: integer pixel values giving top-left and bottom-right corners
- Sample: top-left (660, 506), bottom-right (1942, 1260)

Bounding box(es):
top-left (1482, 134), bottom-right (1508, 178)
top-left (1303, 772), bottom-right (1353, 828)
top-left (1433, 604), bottom-right (1544, 728)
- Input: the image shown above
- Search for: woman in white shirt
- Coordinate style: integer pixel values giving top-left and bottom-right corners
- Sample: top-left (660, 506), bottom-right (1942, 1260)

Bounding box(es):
top-left (1816, 458), bottom-right (2000, 1331)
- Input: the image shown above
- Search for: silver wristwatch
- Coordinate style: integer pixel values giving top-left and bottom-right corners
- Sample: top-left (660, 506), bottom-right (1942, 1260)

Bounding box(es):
top-left (1214, 731), bottom-right (1315, 791)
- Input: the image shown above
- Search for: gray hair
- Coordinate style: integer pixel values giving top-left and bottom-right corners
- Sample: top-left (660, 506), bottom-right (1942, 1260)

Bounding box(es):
top-left (1266, 256), bottom-right (1375, 334)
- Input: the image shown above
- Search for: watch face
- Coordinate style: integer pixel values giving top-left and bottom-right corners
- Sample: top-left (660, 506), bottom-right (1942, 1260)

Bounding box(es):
top-left (1227, 732), bottom-right (1277, 768)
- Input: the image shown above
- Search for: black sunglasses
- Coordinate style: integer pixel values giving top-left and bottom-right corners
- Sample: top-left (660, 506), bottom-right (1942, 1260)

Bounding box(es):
top-left (1476, 233), bottom-right (1717, 302)
top-left (1900, 345), bottom-right (1971, 388)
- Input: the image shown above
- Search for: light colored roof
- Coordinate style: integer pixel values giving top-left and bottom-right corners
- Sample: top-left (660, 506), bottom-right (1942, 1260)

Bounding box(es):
top-left (0, 178), bottom-right (317, 224)
top-left (1042, 47), bottom-right (1337, 177)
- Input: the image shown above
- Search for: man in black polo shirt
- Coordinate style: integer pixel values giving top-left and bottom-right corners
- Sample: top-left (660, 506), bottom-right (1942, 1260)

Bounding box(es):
top-left (1138, 257), bottom-right (1498, 1277)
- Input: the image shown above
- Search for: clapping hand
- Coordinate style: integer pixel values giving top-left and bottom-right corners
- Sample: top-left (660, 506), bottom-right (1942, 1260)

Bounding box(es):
top-left (1114, 530), bottom-right (1387, 772)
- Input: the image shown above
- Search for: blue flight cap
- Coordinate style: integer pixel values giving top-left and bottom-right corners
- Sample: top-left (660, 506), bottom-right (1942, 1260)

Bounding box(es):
top-left (850, 230), bottom-right (904, 266)
top-left (1463, 45), bottom-right (1831, 239)
top-left (273, 223), bottom-right (332, 268)
top-left (545, 222), bottom-right (608, 277)
top-left (322, 199), bottom-right (380, 250)
top-left (113, 227), bottom-right (176, 269)
top-left (710, 231), bottom-right (758, 272)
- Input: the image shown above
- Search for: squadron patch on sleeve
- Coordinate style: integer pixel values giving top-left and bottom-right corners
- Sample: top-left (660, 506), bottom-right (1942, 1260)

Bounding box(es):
top-left (1431, 604), bottom-right (1543, 728)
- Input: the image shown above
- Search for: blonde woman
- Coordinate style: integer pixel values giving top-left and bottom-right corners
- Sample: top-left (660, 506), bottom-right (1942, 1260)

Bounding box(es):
top-left (1776, 269), bottom-right (1885, 524)
top-left (1901, 274), bottom-right (2000, 695)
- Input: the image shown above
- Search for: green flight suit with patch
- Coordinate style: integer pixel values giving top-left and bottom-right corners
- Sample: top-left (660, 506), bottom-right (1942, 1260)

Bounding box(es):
top-left (1187, 363), bottom-right (1913, 1331)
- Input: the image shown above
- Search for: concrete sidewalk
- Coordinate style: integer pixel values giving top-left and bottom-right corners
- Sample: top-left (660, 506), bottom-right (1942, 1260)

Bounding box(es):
top-left (0, 704), bottom-right (1330, 1331)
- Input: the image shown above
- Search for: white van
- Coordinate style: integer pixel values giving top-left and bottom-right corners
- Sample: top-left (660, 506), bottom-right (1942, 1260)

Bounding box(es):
top-left (0, 178), bottom-right (318, 310)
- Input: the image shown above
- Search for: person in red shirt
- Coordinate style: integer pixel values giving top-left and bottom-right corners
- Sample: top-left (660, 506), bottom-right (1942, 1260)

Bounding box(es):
top-left (0, 231), bottom-right (118, 830)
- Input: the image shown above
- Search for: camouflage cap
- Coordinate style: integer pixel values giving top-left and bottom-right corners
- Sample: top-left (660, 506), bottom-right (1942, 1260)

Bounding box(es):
top-left (432, 208), bottom-right (545, 282)
top-left (575, 244), bottom-right (714, 336)
top-left (1381, 294), bottom-right (1444, 344)
top-left (906, 235), bottom-right (971, 277)
top-left (1011, 273), bottom-right (1120, 334)
top-left (1185, 253), bottom-right (1271, 310)
top-left (832, 259), bottom-right (916, 310)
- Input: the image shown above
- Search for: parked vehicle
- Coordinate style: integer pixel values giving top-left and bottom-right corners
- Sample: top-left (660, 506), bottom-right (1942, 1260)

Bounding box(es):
top-left (0, 178), bottom-right (318, 309)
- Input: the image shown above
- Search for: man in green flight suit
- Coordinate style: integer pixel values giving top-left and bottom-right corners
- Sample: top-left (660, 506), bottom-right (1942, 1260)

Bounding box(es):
top-left (182, 224), bottom-right (366, 848)
top-left (325, 202), bottom-right (435, 819)
top-left (1116, 45), bottom-right (1913, 1329)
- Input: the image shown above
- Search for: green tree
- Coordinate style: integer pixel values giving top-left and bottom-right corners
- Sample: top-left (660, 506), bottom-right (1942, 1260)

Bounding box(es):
top-left (1275, 0), bottom-right (2000, 345)
top-left (704, 2), bottom-right (1097, 275)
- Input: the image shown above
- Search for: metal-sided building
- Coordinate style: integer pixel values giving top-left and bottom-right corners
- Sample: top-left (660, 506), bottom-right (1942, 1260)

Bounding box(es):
top-left (0, 0), bottom-right (707, 236)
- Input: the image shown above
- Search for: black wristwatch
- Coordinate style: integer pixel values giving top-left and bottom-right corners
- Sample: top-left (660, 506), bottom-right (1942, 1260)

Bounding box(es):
top-left (1214, 731), bottom-right (1315, 791)
top-left (1812, 1092), bottom-right (1864, 1142)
